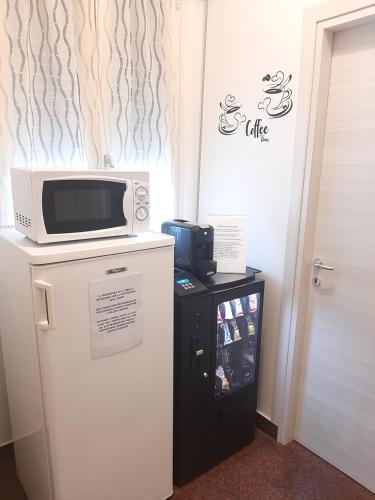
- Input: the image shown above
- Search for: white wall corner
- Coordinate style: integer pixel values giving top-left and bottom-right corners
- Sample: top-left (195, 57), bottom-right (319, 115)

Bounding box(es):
top-left (177, 0), bottom-right (207, 222)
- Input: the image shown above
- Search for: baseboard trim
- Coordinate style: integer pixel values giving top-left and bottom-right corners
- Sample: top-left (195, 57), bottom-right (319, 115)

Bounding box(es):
top-left (0, 442), bottom-right (14, 462)
top-left (256, 412), bottom-right (278, 440)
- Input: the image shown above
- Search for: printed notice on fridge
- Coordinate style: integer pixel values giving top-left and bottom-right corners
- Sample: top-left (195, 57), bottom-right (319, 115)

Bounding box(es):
top-left (89, 273), bottom-right (142, 360)
top-left (208, 215), bottom-right (247, 274)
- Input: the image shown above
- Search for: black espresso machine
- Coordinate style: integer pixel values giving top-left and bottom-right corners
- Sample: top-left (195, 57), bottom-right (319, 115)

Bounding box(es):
top-left (162, 220), bottom-right (265, 486)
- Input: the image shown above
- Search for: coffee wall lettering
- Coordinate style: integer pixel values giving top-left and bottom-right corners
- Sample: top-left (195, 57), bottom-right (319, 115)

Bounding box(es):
top-left (218, 70), bottom-right (293, 143)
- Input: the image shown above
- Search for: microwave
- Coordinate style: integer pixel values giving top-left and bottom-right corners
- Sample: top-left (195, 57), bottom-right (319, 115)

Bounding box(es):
top-left (11, 168), bottom-right (150, 243)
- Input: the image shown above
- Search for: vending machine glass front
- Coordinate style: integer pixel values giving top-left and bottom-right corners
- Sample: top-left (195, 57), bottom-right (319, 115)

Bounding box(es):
top-left (215, 293), bottom-right (260, 399)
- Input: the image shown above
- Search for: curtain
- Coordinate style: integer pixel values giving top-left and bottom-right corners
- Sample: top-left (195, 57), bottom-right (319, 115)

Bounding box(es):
top-left (97, 0), bottom-right (180, 228)
top-left (0, 0), bottom-right (180, 229)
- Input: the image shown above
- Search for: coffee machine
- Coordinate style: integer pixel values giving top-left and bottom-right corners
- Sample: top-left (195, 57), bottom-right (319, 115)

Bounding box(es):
top-left (161, 220), bottom-right (217, 278)
top-left (161, 220), bottom-right (265, 486)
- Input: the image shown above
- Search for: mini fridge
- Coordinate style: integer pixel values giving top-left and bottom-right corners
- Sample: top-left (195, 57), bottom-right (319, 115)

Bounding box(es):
top-left (0, 229), bottom-right (174, 500)
top-left (173, 268), bottom-right (264, 485)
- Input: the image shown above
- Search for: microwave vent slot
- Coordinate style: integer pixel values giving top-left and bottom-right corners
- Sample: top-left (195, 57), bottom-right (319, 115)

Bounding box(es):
top-left (16, 212), bottom-right (32, 229)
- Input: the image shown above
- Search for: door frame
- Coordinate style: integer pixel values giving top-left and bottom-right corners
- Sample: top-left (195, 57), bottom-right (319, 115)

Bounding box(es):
top-left (275, 0), bottom-right (375, 445)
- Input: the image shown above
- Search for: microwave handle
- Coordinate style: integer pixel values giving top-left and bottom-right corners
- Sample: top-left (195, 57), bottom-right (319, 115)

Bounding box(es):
top-left (32, 279), bottom-right (56, 330)
top-left (123, 179), bottom-right (134, 226)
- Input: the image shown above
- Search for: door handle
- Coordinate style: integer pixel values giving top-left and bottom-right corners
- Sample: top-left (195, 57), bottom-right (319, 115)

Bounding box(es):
top-left (32, 280), bottom-right (56, 330)
top-left (313, 259), bottom-right (335, 271)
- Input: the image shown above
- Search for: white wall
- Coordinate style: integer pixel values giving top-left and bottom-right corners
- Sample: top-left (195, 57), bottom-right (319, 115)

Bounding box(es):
top-left (179, 0), bottom-right (206, 220)
top-left (198, 0), bottom-right (326, 422)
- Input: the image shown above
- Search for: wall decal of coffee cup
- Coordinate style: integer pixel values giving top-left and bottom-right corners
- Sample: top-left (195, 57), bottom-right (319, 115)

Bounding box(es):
top-left (258, 71), bottom-right (293, 119)
top-left (218, 94), bottom-right (247, 135)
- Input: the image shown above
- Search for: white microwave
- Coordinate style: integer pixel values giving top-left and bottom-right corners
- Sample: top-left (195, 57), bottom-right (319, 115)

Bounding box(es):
top-left (11, 168), bottom-right (150, 243)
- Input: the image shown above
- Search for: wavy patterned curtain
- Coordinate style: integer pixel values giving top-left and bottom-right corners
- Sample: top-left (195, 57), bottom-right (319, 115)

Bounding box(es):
top-left (97, 0), bottom-right (180, 228)
top-left (0, 0), bottom-right (180, 228)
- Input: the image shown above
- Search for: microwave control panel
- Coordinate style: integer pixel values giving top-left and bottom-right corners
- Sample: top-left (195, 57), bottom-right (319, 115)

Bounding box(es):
top-left (133, 180), bottom-right (150, 231)
top-left (134, 182), bottom-right (149, 219)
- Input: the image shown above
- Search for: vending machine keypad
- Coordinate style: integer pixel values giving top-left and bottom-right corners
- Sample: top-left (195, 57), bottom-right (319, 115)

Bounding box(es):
top-left (177, 278), bottom-right (195, 290)
top-left (174, 272), bottom-right (207, 297)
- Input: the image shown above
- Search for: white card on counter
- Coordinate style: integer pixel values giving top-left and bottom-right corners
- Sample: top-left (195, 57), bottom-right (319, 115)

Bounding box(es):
top-left (208, 215), bottom-right (247, 274)
top-left (89, 272), bottom-right (142, 360)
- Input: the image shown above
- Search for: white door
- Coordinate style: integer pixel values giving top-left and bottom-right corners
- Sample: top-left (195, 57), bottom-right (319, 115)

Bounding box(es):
top-left (31, 246), bottom-right (173, 500)
top-left (295, 22), bottom-right (375, 493)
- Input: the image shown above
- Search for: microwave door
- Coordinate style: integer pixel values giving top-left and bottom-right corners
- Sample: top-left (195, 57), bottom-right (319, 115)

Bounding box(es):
top-left (42, 179), bottom-right (128, 236)
top-left (122, 179), bottom-right (134, 232)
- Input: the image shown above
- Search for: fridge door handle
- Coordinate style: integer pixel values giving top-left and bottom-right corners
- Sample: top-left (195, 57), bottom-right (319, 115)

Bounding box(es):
top-left (32, 279), bottom-right (56, 330)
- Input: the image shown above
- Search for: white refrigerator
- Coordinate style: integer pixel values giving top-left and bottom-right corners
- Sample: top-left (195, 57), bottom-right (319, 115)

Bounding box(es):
top-left (0, 229), bottom-right (174, 500)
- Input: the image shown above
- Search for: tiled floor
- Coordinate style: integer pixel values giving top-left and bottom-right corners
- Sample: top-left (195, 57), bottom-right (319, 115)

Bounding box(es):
top-left (172, 430), bottom-right (374, 500)
top-left (0, 451), bottom-right (27, 500)
top-left (0, 430), bottom-right (373, 499)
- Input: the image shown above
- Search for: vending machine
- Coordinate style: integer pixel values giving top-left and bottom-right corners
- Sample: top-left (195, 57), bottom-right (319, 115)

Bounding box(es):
top-left (173, 268), bottom-right (264, 485)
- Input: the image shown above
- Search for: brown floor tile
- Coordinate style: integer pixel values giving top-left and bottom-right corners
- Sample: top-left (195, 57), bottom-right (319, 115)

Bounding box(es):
top-left (172, 429), bottom-right (374, 500)
top-left (0, 458), bottom-right (27, 500)
top-left (0, 430), bottom-right (373, 499)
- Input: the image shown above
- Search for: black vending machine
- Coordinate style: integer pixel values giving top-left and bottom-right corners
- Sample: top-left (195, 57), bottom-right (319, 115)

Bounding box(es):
top-left (173, 269), bottom-right (264, 485)
top-left (162, 220), bottom-right (265, 485)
